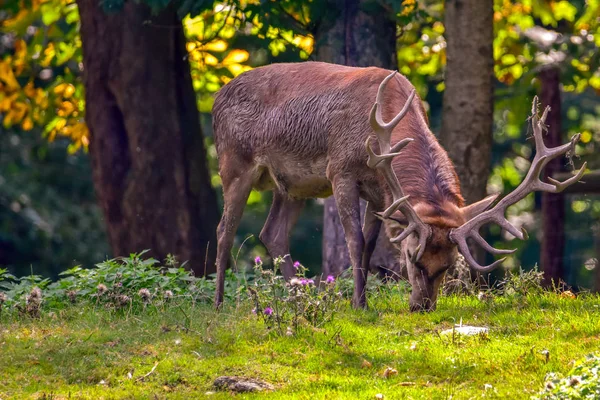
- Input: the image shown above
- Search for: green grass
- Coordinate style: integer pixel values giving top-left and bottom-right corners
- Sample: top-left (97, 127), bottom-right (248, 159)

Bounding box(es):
top-left (1, 292), bottom-right (599, 399)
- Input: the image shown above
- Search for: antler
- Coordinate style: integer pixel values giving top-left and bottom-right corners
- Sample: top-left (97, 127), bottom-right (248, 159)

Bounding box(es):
top-left (365, 71), bottom-right (432, 262)
top-left (449, 96), bottom-right (587, 272)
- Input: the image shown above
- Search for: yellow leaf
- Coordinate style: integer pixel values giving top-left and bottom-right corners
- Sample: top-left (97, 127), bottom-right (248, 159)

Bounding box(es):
top-left (552, 1), bottom-right (577, 22)
top-left (501, 54), bottom-right (517, 65)
top-left (186, 42), bottom-right (197, 52)
top-left (0, 97), bottom-right (13, 112)
top-left (204, 53), bottom-right (219, 66)
top-left (41, 43), bottom-right (56, 67)
top-left (63, 84), bottom-right (76, 98)
top-left (55, 118), bottom-right (67, 131)
top-left (21, 117), bottom-right (33, 131)
top-left (3, 113), bottom-right (12, 127)
top-left (300, 37), bottom-right (313, 53)
top-left (222, 49), bottom-right (249, 65)
top-left (228, 64), bottom-right (251, 77)
top-left (54, 83), bottom-right (67, 95)
top-left (203, 40), bottom-right (228, 52)
top-left (581, 130), bottom-right (592, 143)
top-left (0, 61), bottom-right (21, 90)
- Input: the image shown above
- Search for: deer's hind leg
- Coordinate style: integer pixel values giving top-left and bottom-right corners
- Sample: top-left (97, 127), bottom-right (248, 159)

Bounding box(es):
top-left (214, 156), bottom-right (254, 308)
top-left (330, 174), bottom-right (367, 308)
top-left (259, 192), bottom-right (305, 279)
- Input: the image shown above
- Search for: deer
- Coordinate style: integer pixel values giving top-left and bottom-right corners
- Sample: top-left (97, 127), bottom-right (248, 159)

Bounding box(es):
top-left (212, 61), bottom-right (586, 312)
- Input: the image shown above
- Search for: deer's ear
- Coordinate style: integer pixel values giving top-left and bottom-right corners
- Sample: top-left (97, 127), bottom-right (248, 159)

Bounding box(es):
top-left (373, 211), bottom-right (408, 229)
top-left (461, 193), bottom-right (500, 221)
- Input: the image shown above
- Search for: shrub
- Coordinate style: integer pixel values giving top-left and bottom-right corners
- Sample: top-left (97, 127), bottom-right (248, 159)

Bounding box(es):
top-left (0, 251), bottom-right (225, 314)
top-left (535, 354), bottom-right (600, 399)
top-left (247, 256), bottom-right (343, 336)
top-left (497, 265), bottom-right (545, 298)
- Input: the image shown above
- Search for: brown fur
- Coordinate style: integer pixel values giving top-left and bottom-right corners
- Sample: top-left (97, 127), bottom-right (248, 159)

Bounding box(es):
top-left (212, 62), bottom-right (470, 311)
top-left (213, 62), bottom-right (463, 212)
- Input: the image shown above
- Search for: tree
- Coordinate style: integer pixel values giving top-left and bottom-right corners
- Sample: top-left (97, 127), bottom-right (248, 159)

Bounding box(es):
top-left (0, 0), bottom-right (315, 276)
top-left (314, 0), bottom-right (401, 278)
top-left (440, 0), bottom-right (494, 205)
top-left (492, 0), bottom-right (600, 283)
top-left (75, 0), bottom-right (219, 275)
top-left (538, 67), bottom-right (565, 287)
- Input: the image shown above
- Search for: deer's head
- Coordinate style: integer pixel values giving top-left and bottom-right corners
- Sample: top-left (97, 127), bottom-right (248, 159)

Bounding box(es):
top-left (367, 72), bottom-right (587, 312)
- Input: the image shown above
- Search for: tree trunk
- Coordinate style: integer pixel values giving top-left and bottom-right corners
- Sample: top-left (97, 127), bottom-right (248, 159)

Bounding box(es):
top-left (441, 0), bottom-right (493, 205)
top-left (314, 0), bottom-right (401, 278)
top-left (441, 0), bottom-right (493, 275)
top-left (594, 222), bottom-right (600, 293)
top-left (539, 67), bottom-right (565, 287)
top-left (77, 1), bottom-right (219, 275)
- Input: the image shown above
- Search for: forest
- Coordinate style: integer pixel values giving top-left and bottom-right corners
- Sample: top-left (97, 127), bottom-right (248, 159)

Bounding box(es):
top-left (1, 0), bottom-right (599, 290)
top-left (0, 0), bottom-right (600, 289)
top-left (1, 0), bottom-right (600, 398)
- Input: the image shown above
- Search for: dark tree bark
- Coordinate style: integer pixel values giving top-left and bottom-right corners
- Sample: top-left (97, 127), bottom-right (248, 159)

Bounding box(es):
top-left (595, 223), bottom-right (600, 293)
top-left (441, 0), bottom-right (494, 205)
top-left (314, 0), bottom-right (402, 278)
top-left (77, 1), bottom-right (219, 275)
top-left (539, 67), bottom-right (565, 287)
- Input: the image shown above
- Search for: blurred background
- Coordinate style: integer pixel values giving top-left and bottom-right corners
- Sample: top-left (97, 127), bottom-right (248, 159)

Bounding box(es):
top-left (0, 0), bottom-right (598, 289)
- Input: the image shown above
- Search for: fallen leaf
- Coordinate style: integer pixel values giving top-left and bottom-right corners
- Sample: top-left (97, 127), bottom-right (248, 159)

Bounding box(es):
top-left (560, 291), bottom-right (576, 299)
top-left (382, 367), bottom-right (398, 378)
top-left (361, 359), bottom-right (373, 369)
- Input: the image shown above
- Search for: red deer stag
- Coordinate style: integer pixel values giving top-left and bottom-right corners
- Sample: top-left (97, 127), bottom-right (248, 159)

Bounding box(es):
top-left (212, 62), bottom-right (586, 311)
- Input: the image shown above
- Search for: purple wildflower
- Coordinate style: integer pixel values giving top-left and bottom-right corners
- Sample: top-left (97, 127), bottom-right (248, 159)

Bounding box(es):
top-left (254, 256), bottom-right (262, 264)
top-left (300, 278), bottom-right (309, 286)
top-left (307, 279), bottom-right (315, 285)
top-left (251, 308), bottom-right (257, 314)
top-left (326, 275), bottom-right (335, 284)
top-left (293, 261), bottom-right (300, 269)
top-left (264, 307), bottom-right (273, 315)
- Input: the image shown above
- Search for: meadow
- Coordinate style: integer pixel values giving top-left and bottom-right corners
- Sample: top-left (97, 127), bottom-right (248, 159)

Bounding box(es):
top-left (1, 255), bottom-right (599, 399)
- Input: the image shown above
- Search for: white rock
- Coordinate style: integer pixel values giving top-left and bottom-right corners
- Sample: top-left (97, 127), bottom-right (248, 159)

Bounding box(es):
top-left (440, 325), bottom-right (488, 336)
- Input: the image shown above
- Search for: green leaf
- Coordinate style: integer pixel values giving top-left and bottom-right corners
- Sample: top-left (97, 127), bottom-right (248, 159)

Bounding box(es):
top-left (41, 2), bottom-right (61, 26)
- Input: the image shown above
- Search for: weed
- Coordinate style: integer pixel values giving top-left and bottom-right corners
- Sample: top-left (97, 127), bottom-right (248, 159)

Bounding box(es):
top-left (535, 354), bottom-right (600, 399)
top-left (247, 256), bottom-right (342, 335)
top-left (497, 265), bottom-right (545, 297)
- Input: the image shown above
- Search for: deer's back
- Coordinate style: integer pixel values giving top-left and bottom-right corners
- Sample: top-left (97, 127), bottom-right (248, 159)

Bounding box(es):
top-left (212, 62), bottom-right (428, 199)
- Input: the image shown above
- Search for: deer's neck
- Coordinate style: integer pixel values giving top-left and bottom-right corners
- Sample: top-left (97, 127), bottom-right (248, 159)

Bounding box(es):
top-left (390, 127), bottom-right (464, 213)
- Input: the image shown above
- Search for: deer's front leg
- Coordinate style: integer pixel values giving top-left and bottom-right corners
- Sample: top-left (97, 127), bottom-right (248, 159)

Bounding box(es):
top-left (360, 201), bottom-right (382, 293)
top-left (331, 176), bottom-right (366, 308)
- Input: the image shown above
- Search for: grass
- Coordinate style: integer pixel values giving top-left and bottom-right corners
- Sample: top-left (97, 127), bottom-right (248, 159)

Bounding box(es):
top-left (1, 290), bottom-right (599, 399)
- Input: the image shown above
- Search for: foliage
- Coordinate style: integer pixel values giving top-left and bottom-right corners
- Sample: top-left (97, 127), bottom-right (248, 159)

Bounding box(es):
top-left (535, 354), bottom-right (600, 399)
top-left (1, 0), bottom-right (599, 287)
top-left (248, 256), bottom-right (341, 336)
top-left (0, 0), bottom-right (313, 150)
top-left (496, 265), bottom-right (546, 297)
top-left (0, 251), bottom-right (350, 321)
top-left (0, 0), bottom-right (87, 152)
top-left (0, 251), bottom-right (221, 314)
top-left (0, 130), bottom-right (108, 278)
